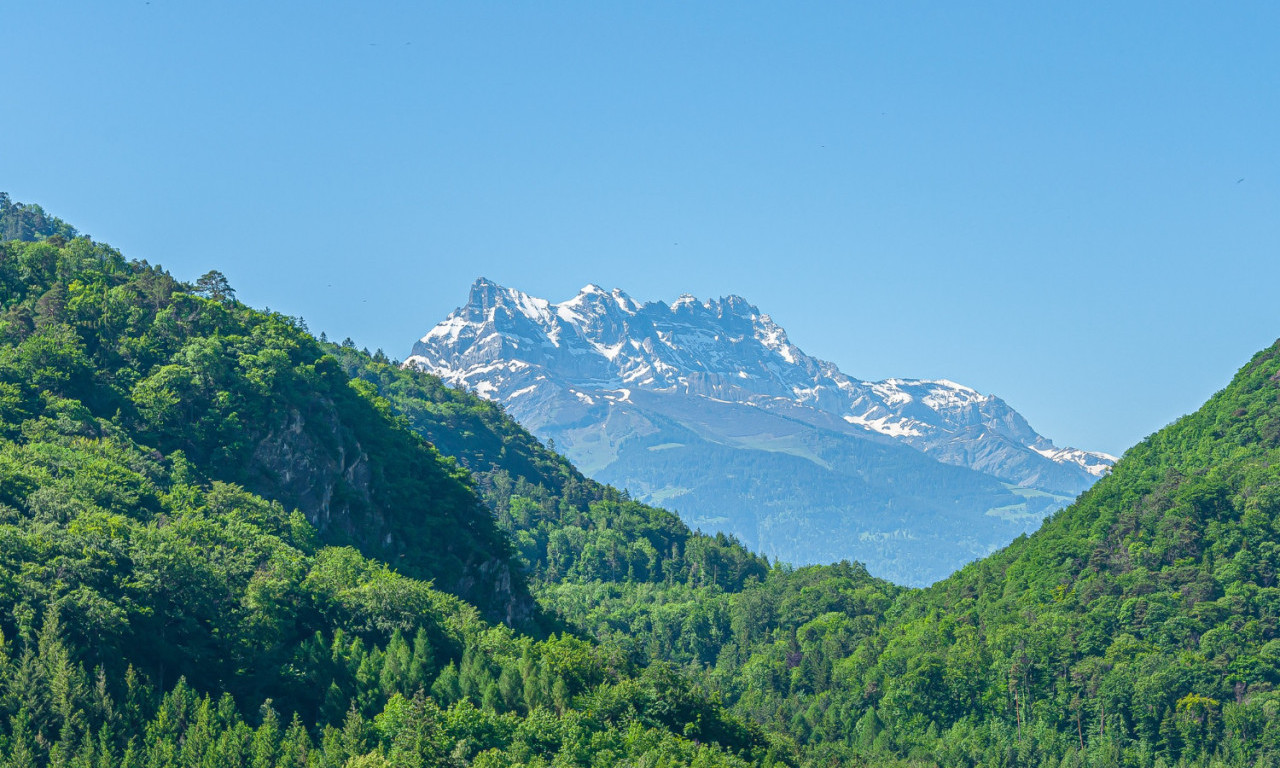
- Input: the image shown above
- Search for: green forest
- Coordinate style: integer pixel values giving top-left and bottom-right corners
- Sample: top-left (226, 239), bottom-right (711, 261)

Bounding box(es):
top-left (1, 193), bottom-right (1279, 766)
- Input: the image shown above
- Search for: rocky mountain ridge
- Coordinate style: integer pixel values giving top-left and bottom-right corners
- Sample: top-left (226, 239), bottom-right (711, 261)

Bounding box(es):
top-left (406, 278), bottom-right (1115, 583)
top-left (410, 278), bottom-right (1112, 485)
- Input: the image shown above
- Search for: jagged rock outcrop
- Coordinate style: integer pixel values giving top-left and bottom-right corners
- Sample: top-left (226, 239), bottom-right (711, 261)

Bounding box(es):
top-left (244, 391), bottom-right (534, 626)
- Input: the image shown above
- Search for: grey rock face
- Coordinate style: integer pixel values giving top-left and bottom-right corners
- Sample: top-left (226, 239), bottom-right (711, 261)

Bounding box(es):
top-left (407, 278), bottom-right (1114, 585)
top-left (245, 388), bottom-right (533, 626)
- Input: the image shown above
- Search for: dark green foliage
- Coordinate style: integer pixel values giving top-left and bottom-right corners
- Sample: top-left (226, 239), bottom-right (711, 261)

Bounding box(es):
top-left (0, 194), bottom-right (78, 244)
top-left (660, 341), bottom-right (1280, 767)
top-left (823, 341), bottom-right (1280, 766)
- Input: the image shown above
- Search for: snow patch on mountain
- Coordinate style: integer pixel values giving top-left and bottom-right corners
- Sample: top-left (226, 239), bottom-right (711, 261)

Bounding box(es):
top-left (843, 413), bottom-right (924, 439)
top-left (1031, 446), bottom-right (1117, 477)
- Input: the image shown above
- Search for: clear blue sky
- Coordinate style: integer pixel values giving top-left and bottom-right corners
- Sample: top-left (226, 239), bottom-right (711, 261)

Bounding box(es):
top-left (3, 2), bottom-right (1277, 456)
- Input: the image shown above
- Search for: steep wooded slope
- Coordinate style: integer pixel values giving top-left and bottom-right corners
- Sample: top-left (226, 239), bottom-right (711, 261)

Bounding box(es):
top-left (758, 341), bottom-right (1280, 765)
top-left (0, 232), bottom-right (529, 623)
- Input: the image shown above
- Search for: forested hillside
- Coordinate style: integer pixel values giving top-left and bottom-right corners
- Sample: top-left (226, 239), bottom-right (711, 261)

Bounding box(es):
top-left (3, 195), bottom-right (1280, 767)
top-left (0, 201), bottom-right (778, 767)
top-left (0, 195), bottom-right (529, 622)
top-left (826, 342), bottom-right (1280, 765)
top-left (0, 194), bottom-right (77, 243)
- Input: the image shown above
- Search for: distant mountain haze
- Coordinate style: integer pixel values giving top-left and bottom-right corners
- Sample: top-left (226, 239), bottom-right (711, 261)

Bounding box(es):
top-left (407, 278), bottom-right (1115, 585)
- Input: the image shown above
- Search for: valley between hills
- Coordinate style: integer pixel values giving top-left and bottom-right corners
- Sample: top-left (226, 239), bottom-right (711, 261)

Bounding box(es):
top-left (407, 278), bottom-right (1114, 586)
top-left (1, 194), bottom-right (1278, 766)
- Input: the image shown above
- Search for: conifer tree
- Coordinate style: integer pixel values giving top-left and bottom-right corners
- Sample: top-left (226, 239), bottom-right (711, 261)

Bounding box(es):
top-left (250, 703), bottom-right (280, 768)
top-left (6, 710), bottom-right (40, 768)
top-left (430, 663), bottom-right (461, 705)
top-left (194, 270), bottom-right (235, 302)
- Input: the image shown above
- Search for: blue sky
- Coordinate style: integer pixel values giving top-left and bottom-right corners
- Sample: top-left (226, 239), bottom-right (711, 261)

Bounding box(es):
top-left (3, 2), bottom-right (1277, 456)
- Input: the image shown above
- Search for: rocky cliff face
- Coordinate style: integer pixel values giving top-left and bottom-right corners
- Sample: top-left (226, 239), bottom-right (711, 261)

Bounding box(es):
top-left (406, 278), bottom-right (1115, 584)
top-left (241, 368), bottom-right (534, 627)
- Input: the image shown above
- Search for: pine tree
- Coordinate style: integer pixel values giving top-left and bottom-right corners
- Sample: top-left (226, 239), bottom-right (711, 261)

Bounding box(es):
top-left (194, 270), bottom-right (235, 302)
top-left (431, 662), bottom-right (461, 705)
top-left (69, 727), bottom-right (96, 768)
top-left (536, 661), bottom-right (555, 712)
top-left (406, 629), bottom-right (435, 694)
top-left (7, 710), bottom-right (40, 768)
top-left (93, 726), bottom-right (117, 768)
top-left (552, 677), bottom-right (571, 715)
top-left (120, 667), bottom-right (151, 741)
top-left (250, 702), bottom-right (280, 768)
top-left (10, 649), bottom-right (49, 742)
top-left (380, 631), bottom-right (410, 698)
top-left (177, 697), bottom-right (214, 768)
top-left (278, 713), bottom-right (313, 768)
top-left (481, 680), bottom-right (501, 711)
top-left (322, 682), bottom-right (348, 725)
top-left (355, 649), bottom-right (383, 716)
top-left (458, 649), bottom-right (481, 702)
top-left (498, 664), bottom-right (523, 712)
top-left (142, 704), bottom-right (179, 768)
top-left (386, 693), bottom-right (445, 768)
top-left (339, 705), bottom-right (373, 762)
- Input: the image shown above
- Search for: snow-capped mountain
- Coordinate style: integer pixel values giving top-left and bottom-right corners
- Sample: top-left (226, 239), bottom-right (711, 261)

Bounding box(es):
top-left (406, 278), bottom-right (1116, 585)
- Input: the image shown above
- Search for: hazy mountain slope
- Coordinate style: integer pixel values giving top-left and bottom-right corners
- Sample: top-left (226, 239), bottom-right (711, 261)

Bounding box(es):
top-left (406, 278), bottom-right (1112, 584)
top-left (331, 347), bottom-right (782, 596)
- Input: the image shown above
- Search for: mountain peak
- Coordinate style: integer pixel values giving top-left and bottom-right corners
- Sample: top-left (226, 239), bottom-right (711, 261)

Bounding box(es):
top-left (469, 276), bottom-right (512, 295)
top-left (407, 279), bottom-right (1116, 581)
top-left (466, 276), bottom-right (505, 308)
top-left (409, 280), bottom-right (1114, 492)
top-left (716, 293), bottom-right (758, 312)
